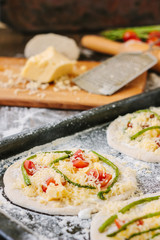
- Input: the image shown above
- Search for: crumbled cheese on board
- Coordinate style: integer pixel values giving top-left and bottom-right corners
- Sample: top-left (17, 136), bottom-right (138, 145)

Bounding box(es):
top-left (0, 54), bottom-right (85, 98)
top-left (0, 66), bottom-right (81, 98)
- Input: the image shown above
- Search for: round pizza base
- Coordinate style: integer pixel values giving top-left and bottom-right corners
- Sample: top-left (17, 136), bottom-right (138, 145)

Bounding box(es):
top-left (3, 153), bottom-right (137, 216)
top-left (90, 192), bottom-right (160, 240)
top-left (107, 119), bottom-right (160, 163)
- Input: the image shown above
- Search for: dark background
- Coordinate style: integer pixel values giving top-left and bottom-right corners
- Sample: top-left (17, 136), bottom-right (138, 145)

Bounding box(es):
top-left (1, 0), bottom-right (160, 57)
top-left (1, 0), bottom-right (160, 33)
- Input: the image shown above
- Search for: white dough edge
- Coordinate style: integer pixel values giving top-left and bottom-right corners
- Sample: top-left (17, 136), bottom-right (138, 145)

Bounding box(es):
top-left (3, 152), bottom-right (137, 216)
top-left (107, 119), bottom-right (160, 163)
top-left (24, 33), bottom-right (80, 60)
top-left (90, 191), bottom-right (160, 240)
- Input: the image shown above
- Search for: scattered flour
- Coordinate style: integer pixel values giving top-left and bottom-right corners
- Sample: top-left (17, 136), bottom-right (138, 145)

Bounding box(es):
top-left (0, 123), bottom-right (160, 239)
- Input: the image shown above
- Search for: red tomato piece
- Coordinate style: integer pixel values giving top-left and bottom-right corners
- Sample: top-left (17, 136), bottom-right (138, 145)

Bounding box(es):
top-left (137, 219), bottom-right (144, 226)
top-left (147, 36), bottom-right (160, 46)
top-left (72, 159), bottom-right (89, 168)
top-left (114, 219), bottom-right (126, 229)
top-left (149, 31), bottom-right (160, 38)
top-left (71, 149), bottom-right (89, 168)
top-left (72, 149), bottom-right (85, 160)
top-left (150, 114), bottom-right (155, 118)
top-left (24, 160), bottom-right (36, 176)
top-left (127, 122), bottom-right (133, 128)
top-left (123, 30), bottom-right (140, 42)
top-left (86, 169), bottom-right (112, 187)
top-left (155, 135), bottom-right (160, 147)
top-left (141, 124), bottom-right (149, 129)
top-left (42, 177), bottom-right (58, 192)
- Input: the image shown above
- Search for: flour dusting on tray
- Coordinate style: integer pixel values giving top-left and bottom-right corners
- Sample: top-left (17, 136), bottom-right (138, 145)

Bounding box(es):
top-left (1, 123), bottom-right (160, 239)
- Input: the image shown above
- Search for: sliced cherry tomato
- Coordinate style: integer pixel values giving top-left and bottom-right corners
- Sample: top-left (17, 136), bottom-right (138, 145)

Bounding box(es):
top-left (86, 169), bottom-right (112, 187)
top-left (42, 177), bottom-right (58, 192)
top-left (72, 159), bottom-right (89, 168)
top-left (71, 149), bottom-right (89, 168)
top-left (123, 30), bottom-right (140, 42)
top-left (114, 219), bottom-right (126, 229)
top-left (150, 114), bottom-right (155, 118)
top-left (141, 124), bottom-right (149, 129)
top-left (24, 160), bottom-right (36, 176)
top-left (149, 31), bottom-right (160, 38)
top-left (127, 122), bottom-right (133, 128)
top-left (147, 36), bottom-right (160, 46)
top-left (137, 219), bottom-right (144, 226)
top-left (72, 149), bottom-right (85, 160)
top-left (155, 135), bottom-right (160, 147)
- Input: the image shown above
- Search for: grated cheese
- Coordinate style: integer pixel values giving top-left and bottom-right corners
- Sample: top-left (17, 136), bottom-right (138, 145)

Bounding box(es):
top-left (11, 150), bottom-right (137, 208)
top-left (93, 196), bottom-right (160, 240)
top-left (114, 107), bottom-right (160, 153)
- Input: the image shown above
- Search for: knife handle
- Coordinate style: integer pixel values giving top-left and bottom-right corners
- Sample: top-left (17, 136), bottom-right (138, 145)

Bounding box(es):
top-left (81, 35), bottom-right (122, 55)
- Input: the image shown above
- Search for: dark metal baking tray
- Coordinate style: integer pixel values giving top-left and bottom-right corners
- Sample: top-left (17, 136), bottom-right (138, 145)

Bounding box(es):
top-left (1, 88), bottom-right (160, 240)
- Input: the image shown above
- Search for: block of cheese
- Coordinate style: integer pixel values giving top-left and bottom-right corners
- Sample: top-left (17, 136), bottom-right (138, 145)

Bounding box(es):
top-left (21, 47), bottom-right (75, 83)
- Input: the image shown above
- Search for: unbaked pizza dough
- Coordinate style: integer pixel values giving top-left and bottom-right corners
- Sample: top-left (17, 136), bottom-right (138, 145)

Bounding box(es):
top-left (91, 192), bottom-right (160, 240)
top-left (3, 149), bottom-right (137, 216)
top-left (107, 107), bottom-right (160, 162)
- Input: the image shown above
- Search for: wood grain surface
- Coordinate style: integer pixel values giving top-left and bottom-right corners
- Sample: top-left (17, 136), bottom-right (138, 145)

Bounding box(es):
top-left (0, 57), bottom-right (147, 110)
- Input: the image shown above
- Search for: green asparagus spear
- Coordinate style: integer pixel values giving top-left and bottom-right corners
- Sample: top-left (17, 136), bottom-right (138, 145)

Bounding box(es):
top-left (135, 109), bottom-right (160, 120)
top-left (21, 161), bottom-right (31, 186)
top-left (127, 226), bottom-right (160, 240)
top-left (99, 195), bottom-right (160, 233)
top-left (92, 151), bottom-right (119, 200)
top-left (130, 126), bottom-right (160, 140)
top-left (101, 25), bottom-right (160, 41)
top-left (27, 151), bottom-right (72, 160)
top-left (44, 150), bottom-right (72, 154)
top-left (52, 166), bottom-right (96, 189)
top-left (49, 153), bottom-right (72, 166)
top-left (26, 154), bottom-right (37, 160)
top-left (53, 150), bottom-right (72, 154)
top-left (107, 211), bottom-right (160, 237)
top-left (150, 232), bottom-right (160, 239)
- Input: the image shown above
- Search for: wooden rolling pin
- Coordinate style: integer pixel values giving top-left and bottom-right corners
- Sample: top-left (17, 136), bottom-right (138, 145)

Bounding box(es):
top-left (81, 35), bottom-right (160, 73)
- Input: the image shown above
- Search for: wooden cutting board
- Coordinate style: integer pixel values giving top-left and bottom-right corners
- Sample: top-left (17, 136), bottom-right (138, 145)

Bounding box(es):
top-left (0, 57), bottom-right (147, 110)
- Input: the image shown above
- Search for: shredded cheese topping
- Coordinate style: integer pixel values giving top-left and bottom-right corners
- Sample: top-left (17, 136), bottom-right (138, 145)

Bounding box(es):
top-left (114, 107), bottom-right (160, 153)
top-left (98, 198), bottom-right (160, 240)
top-left (12, 150), bottom-right (137, 207)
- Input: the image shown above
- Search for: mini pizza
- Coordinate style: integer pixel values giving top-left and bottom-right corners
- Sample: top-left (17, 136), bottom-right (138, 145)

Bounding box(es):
top-left (91, 192), bottom-right (160, 240)
top-left (107, 107), bottom-right (160, 162)
top-left (3, 149), bottom-right (137, 215)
